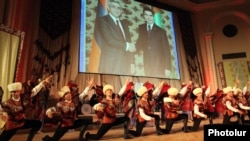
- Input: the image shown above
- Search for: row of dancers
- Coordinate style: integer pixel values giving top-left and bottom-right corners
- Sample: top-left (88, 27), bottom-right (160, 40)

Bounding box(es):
top-left (0, 76), bottom-right (250, 141)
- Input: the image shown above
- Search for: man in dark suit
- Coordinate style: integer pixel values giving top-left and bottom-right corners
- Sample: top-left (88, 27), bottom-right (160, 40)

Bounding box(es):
top-left (136, 6), bottom-right (171, 78)
top-left (95, 0), bottom-right (136, 75)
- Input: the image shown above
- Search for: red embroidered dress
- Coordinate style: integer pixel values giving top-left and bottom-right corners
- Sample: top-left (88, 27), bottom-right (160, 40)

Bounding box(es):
top-left (137, 98), bottom-right (153, 122)
top-left (193, 99), bottom-right (205, 118)
top-left (56, 101), bottom-right (76, 127)
top-left (100, 98), bottom-right (119, 124)
top-left (2, 99), bottom-right (25, 130)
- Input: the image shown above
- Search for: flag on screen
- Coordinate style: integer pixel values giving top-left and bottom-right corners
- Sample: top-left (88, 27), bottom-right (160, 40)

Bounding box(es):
top-left (88, 0), bottom-right (108, 72)
top-left (153, 7), bottom-right (164, 28)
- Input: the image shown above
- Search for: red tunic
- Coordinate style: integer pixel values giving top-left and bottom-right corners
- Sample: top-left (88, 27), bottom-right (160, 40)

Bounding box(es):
top-left (204, 95), bottom-right (215, 112)
top-left (213, 89), bottom-right (225, 114)
top-left (98, 96), bottom-right (119, 124)
top-left (237, 95), bottom-right (248, 115)
top-left (193, 99), bottom-right (205, 118)
top-left (122, 90), bottom-right (136, 114)
top-left (222, 96), bottom-right (238, 116)
top-left (2, 99), bottom-right (25, 130)
top-left (137, 99), bottom-right (153, 122)
top-left (181, 92), bottom-right (194, 111)
top-left (163, 98), bottom-right (180, 119)
top-left (56, 101), bottom-right (76, 127)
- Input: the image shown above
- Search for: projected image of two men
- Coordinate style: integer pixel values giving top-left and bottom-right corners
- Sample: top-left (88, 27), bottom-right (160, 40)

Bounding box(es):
top-left (79, 0), bottom-right (180, 79)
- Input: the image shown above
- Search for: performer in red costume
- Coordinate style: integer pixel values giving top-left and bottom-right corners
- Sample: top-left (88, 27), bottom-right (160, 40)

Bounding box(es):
top-left (191, 87), bottom-right (207, 131)
top-left (118, 78), bottom-right (137, 129)
top-left (85, 84), bottom-right (133, 140)
top-left (43, 80), bottom-right (93, 141)
top-left (161, 87), bottom-right (190, 134)
top-left (128, 86), bottom-right (163, 137)
top-left (0, 75), bottom-right (52, 141)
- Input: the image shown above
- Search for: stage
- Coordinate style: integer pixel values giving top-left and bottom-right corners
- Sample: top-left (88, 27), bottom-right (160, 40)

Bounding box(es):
top-left (11, 117), bottom-right (225, 141)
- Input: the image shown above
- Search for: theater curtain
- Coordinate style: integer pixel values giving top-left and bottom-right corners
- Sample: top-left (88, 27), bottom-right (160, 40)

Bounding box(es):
top-left (0, 25), bottom-right (24, 102)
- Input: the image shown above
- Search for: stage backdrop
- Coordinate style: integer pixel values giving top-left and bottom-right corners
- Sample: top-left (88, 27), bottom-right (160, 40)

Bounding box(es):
top-left (80, 0), bottom-right (180, 79)
top-left (218, 60), bottom-right (250, 88)
top-left (0, 24), bottom-right (25, 102)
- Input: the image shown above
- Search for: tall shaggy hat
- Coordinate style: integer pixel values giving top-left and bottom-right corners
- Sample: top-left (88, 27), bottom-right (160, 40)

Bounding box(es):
top-left (103, 84), bottom-right (114, 94)
top-left (233, 88), bottom-right (242, 95)
top-left (193, 87), bottom-right (203, 96)
top-left (222, 86), bottom-right (233, 94)
top-left (137, 86), bottom-right (148, 97)
top-left (58, 86), bottom-right (71, 98)
top-left (167, 87), bottom-right (178, 96)
top-left (7, 82), bottom-right (22, 92)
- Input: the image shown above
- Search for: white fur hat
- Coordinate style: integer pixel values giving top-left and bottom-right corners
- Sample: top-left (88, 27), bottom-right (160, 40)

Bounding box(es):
top-left (58, 86), bottom-right (71, 98)
top-left (137, 86), bottom-right (148, 97)
top-left (223, 86), bottom-right (233, 94)
top-left (233, 88), bottom-right (242, 95)
top-left (167, 87), bottom-right (178, 96)
top-left (7, 82), bottom-right (22, 92)
top-left (103, 84), bottom-right (114, 94)
top-left (193, 88), bottom-right (203, 96)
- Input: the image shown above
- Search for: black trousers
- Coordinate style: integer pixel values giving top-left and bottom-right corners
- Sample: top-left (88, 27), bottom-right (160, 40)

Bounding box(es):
top-left (241, 110), bottom-right (250, 125)
top-left (87, 116), bottom-right (129, 140)
top-left (204, 110), bottom-right (214, 125)
top-left (47, 119), bottom-right (90, 141)
top-left (222, 112), bottom-right (242, 125)
top-left (129, 114), bottom-right (161, 137)
top-left (0, 120), bottom-right (42, 141)
top-left (162, 113), bottom-right (188, 134)
top-left (192, 117), bottom-right (202, 131)
top-left (240, 110), bottom-right (250, 125)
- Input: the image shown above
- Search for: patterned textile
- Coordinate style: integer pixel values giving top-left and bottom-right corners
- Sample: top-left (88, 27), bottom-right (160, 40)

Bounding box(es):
top-left (193, 99), bottom-right (205, 118)
top-left (39, 0), bottom-right (72, 39)
top-left (181, 93), bottom-right (194, 111)
top-left (1, 99), bottom-right (25, 130)
top-left (164, 99), bottom-right (180, 119)
top-left (222, 96), bottom-right (238, 116)
top-left (100, 98), bottom-right (119, 123)
top-left (222, 61), bottom-right (250, 88)
top-left (56, 101), bottom-right (76, 127)
top-left (137, 98), bottom-right (153, 122)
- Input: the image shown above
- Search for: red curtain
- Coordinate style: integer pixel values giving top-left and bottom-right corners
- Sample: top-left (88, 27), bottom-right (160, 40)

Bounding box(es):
top-left (3, 0), bottom-right (40, 82)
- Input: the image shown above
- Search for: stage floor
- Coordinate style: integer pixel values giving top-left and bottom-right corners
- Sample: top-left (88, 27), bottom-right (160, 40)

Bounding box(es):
top-left (9, 117), bottom-right (226, 141)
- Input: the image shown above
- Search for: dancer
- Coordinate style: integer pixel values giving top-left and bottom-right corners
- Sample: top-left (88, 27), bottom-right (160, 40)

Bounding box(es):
top-left (85, 84), bottom-right (133, 140)
top-left (0, 75), bottom-right (52, 141)
top-left (128, 86), bottom-right (163, 137)
top-left (161, 87), bottom-right (189, 134)
top-left (191, 87), bottom-right (207, 131)
top-left (180, 81), bottom-right (195, 122)
top-left (153, 81), bottom-right (171, 121)
top-left (42, 79), bottom-right (94, 141)
top-left (118, 78), bottom-right (137, 129)
top-left (222, 86), bottom-right (244, 125)
top-left (203, 84), bottom-right (216, 124)
top-left (234, 88), bottom-right (250, 124)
